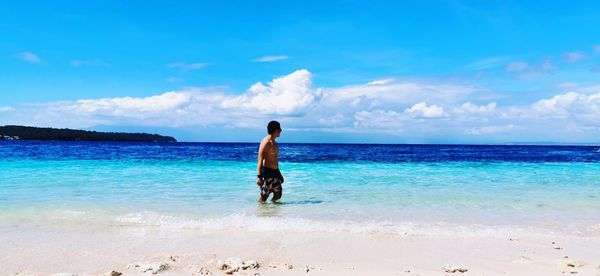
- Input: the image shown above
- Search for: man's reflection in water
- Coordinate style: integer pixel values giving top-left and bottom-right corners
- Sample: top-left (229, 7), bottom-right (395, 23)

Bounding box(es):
top-left (255, 202), bottom-right (282, 217)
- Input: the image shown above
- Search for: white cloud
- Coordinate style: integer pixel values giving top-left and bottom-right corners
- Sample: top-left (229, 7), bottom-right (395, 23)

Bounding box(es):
top-left (74, 92), bottom-right (190, 114)
top-left (466, 124), bottom-right (515, 135)
top-left (404, 102), bottom-right (444, 118)
top-left (353, 109), bottom-right (404, 129)
top-left (557, 82), bottom-right (578, 89)
top-left (504, 59), bottom-right (556, 79)
top-left (221, 69), bottom-right (320, 115)
top-left (4, 68), bottom-right (600, 142)
top-left (70, 59), bottom-right (109, 67)
top-left (532, 92), bottom-right (580, 117)
top-left (456, 102), bottom-right (496, 113)
top-left (17, 88), bottom-right (231, 128)
top-left (19, 51), bottom-right (41, 63)
top-left (450, 102), bottom-right (497, 125)
top-left (252, 55), bottom-right (289, 62)
top-left (166, 77), bottom-right (184, 83)
top-left (317, 113), bottom-right (345, 125)
top-left (5, 70), bottom-right (475, 131)
top-left (367, 78), bottom-right (395, 85)
top-left (531, 91), bottom-right (600, 121)
top-left (167, 62), bottom-right (207, 72)
top-left (321, 81), bottom-right (481, 111)
top-left (564, 52), bottom-right (585, 63)
top-left (505, 61), bottom-right (529, 72)
top-left (7, 71), bottom-right (320, 128)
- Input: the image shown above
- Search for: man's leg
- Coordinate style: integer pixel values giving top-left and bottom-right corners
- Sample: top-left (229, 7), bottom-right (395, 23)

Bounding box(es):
top-left (271, 183), bottom-right (282, 202)
top-left (259, 192), bottom-right (269, 203)
top-left (259, 180), bottom-right (271, 203)
top-left (272, 191), bottom-right (282, 202)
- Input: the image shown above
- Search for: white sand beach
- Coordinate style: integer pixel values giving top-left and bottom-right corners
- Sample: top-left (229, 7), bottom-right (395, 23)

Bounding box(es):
top-left (2, 226), bottom-right (600, 275)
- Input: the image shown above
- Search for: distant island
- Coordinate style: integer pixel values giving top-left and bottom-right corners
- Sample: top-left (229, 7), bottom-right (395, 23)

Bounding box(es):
top-left (0, 125), bottom-right (177, 142)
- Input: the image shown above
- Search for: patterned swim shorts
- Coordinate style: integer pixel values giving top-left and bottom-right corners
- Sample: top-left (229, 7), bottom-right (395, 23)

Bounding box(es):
top-left (260, 167), bottom-right (283, 196)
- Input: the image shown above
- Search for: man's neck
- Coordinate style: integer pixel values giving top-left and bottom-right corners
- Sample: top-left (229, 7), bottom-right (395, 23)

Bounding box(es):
top-left (268, 134), bottom-right (277, 141)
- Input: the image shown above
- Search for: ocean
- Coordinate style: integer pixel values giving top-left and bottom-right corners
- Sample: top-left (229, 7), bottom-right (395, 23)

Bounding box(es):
top-left (1, 141), bottom-right (600, 237)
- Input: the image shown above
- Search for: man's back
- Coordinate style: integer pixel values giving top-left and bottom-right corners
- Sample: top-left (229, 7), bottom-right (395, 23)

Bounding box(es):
top-left (261, 136), bottom-right (279, 169)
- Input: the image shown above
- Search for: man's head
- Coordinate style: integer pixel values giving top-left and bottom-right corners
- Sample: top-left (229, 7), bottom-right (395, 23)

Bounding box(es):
top-left (267, 120), bottom-right (282, 137)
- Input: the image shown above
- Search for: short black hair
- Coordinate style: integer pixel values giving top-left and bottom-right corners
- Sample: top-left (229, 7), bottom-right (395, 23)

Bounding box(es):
top-left (267, 121), bottom-right (281, 134)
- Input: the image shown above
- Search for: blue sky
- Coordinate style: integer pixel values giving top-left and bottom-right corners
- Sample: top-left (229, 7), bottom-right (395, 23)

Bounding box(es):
top-left (1, 0), bottom-right (600, 143)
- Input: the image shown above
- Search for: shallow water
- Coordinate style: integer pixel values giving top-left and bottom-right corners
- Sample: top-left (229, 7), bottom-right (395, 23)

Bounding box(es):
top-left (1, 141), bottom-right (599, 236)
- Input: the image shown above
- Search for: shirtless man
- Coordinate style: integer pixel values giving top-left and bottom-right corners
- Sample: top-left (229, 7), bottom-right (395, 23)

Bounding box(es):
top-left (256, 121), bottom-right (284, 203)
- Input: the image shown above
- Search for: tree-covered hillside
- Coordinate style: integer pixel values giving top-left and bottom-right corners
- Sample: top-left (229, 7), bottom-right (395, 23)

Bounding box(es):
top-left (0, 125), bottom-right (177, 142)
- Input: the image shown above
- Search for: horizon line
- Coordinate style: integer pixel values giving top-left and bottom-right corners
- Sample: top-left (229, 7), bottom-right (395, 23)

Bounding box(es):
top-left (4, 140), bottom-right (599, 146)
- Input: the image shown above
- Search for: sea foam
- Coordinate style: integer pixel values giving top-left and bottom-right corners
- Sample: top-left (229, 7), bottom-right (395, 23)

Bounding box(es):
top-left (113, 211), bottom-right (567, 238)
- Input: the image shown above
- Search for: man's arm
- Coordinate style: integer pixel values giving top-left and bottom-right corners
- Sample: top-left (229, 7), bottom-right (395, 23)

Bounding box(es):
top-left (256, 139), bottom-right (270, 186)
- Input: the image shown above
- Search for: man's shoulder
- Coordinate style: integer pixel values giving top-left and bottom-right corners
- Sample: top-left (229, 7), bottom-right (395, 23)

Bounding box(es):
top-left (261, 136), bottom-right (272, 145)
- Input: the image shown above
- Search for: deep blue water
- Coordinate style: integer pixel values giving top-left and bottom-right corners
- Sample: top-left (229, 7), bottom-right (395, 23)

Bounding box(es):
top-left (1, 141), bottom-right (599, 162)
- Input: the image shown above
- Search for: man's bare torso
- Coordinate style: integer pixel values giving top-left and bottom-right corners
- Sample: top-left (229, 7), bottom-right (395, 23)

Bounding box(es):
top-left (262, 136), bottom-right (279, 169)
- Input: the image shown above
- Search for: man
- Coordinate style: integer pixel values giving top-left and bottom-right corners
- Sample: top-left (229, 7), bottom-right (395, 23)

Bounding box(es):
top-left (256, 121), bottom-right (284, 203)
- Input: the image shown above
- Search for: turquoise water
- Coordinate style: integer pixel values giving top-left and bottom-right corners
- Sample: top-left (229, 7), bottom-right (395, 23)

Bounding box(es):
top-left (2, 146), bottom-right (600, 236)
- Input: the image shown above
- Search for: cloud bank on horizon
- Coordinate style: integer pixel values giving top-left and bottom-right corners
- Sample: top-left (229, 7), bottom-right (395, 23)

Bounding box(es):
top-left (2, 69), bottom-right (599, 143)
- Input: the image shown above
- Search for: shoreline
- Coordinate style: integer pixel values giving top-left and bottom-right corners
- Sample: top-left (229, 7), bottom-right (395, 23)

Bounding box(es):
top-left (3, 209), bottom-right (600, 240)
top-left (2, 225), bottom-right (600, 275)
